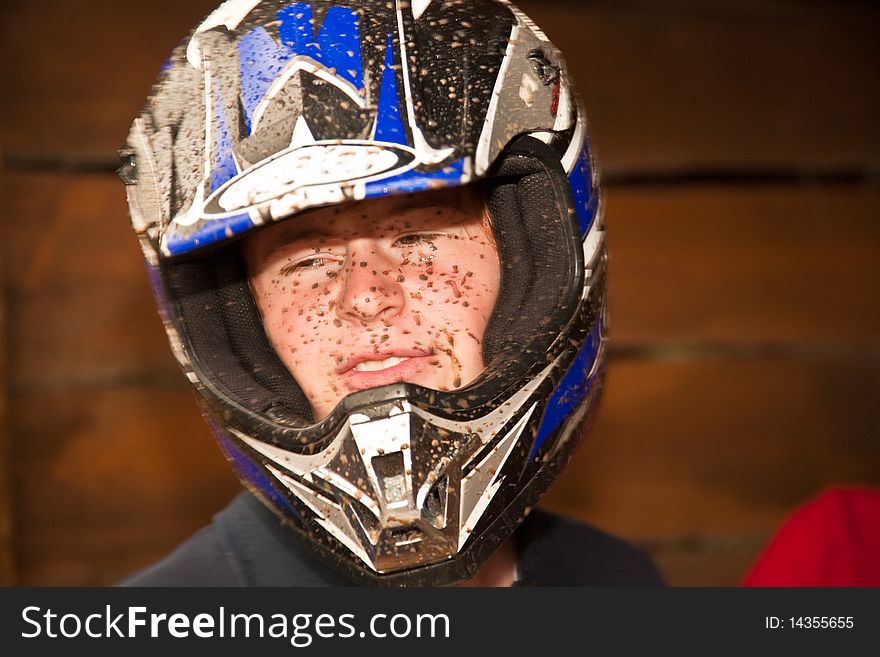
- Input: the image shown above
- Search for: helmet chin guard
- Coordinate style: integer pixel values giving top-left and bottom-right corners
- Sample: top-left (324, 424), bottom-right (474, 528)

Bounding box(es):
top-left (122, 0), bottom-right (607, 586)
top-left (215, 284), bottom-right (605, 587)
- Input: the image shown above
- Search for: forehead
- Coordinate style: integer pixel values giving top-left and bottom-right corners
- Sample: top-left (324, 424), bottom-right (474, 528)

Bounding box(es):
top-left (254, 186), bottom-right (485, 247)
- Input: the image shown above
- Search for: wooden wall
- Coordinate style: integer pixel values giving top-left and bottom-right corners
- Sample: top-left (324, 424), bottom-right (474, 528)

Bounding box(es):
top-left (1, 0), bottom-right (877, 586)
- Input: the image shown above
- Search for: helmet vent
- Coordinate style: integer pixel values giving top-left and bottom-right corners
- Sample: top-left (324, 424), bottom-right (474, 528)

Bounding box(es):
top-left (371, 451), bottom-right (409, 509)
top-left (422, 476), bottom-right (449, 530)
top-left (344, 496), bottom-right (381, 545)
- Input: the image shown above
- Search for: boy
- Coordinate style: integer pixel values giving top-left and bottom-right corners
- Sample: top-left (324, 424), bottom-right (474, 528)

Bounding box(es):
top-left (119, 0), bottom-right (663, 586)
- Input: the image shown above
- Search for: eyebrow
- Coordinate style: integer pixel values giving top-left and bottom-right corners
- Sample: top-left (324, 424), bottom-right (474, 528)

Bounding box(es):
top-left (261, 191), bottom-right (472, 253)
top-left (267, 228), bottom-right (333, 252)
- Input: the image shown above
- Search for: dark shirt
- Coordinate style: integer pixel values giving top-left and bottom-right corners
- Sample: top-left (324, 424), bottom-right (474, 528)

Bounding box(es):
top-left (120, 492), bottom-right (664, 586)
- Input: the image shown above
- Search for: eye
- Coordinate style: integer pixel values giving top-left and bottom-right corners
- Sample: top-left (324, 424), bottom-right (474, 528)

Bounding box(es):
top-left (393, 233), bottom-right (440, 248)
top-left (278, 255), bottom-right (339, 276)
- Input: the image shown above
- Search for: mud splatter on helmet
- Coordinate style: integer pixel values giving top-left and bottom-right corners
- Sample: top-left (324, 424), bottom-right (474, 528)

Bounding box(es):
top-left (121, 0), bottom-right (606, 586)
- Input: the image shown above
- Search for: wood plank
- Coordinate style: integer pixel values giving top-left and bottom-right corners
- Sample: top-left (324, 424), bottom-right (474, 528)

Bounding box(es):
top-left (7, 285), bottom-right (176, 390)
top-left (0, 158), bottom-right (15, 585)
top-left (540, 358), bottom-right (880, 585)
top-left (606, 184), bottom-right (880, 344)
top-left (11, 387), bottom-right (240, 586)
top-left (0, 0), bottom-right (217, 158)
top-left (523, 0), bottom-right (880, 172)
top-left (1, 1), bottom-right (877, 172)
top-left (1, 172), bottom-right (143, 288)
top-left (2, 173), bottom-right (178, 389)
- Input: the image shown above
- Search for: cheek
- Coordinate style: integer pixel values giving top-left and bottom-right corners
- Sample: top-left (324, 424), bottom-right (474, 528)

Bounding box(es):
top-left (254, 277), bottom-right (339, 356)
top-left (408, 276), bottom-right (497, 350)
top-left (406, 240), bottom-right (498, 302)
top-left (425, 255), bottom-right (498, 316)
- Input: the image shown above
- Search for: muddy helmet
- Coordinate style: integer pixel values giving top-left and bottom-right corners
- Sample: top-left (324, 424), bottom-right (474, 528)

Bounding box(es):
top-left (121, 0), bottom-right (606, 586)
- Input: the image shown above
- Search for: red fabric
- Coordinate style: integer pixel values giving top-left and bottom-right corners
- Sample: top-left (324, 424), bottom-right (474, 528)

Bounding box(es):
top-left (743, 486), bottom-right (880, 587)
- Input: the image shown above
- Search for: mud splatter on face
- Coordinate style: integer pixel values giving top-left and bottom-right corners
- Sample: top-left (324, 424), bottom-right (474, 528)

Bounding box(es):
top-left (245, 186), bottom-right (500, 420)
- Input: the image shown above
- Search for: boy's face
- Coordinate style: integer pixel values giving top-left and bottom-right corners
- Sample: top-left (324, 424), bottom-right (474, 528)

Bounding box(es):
top-left (245, 187), bottom-right (501, 420)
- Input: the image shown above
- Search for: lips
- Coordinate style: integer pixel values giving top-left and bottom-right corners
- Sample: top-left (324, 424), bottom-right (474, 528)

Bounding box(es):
top-left (338, 349), bottom-right (434, 391)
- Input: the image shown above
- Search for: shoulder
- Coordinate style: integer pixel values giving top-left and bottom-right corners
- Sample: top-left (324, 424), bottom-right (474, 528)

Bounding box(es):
top-left (117, 524), bottom-right (239, 587)
top-left (515, 508), bottom-right (665, 586)
top-left (116, 492), bottom-right (353, 587)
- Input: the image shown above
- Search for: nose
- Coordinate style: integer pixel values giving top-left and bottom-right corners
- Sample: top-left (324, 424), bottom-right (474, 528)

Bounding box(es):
top-left (335, 243), bottom-right (405, 324)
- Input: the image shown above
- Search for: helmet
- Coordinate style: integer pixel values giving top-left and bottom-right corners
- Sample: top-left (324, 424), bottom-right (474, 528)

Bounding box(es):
top-left (120, 0), bottom-right (606, 586)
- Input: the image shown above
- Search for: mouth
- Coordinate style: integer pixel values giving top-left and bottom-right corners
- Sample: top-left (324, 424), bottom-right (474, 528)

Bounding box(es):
top-left (352, 356), bottom-right (412, 372)
top-left (339, 350), bottom-right (435, 391)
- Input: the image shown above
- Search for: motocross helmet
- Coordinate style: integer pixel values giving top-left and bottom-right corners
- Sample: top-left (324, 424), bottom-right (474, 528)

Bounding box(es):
top-left (120, 0), bottom-right (606, 586)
